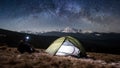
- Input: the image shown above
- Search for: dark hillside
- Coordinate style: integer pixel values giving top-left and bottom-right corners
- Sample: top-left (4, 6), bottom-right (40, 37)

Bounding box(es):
top-left (41, 32), bottom-right (120, 54)
top-left (0, 29), bottom-right (120, 54)
top-left (0, 29), bottom-right (58, 48)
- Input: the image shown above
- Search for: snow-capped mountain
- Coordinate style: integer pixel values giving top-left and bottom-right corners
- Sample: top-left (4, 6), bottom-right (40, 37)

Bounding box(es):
top-left (60, 27), bottom-right (81, 33)
top-left (19, 30), bottom-right (42, 35)
top-left (81, 30), bottom-right (93, 33)
top-left (18, 27), bottom-right (94, 35)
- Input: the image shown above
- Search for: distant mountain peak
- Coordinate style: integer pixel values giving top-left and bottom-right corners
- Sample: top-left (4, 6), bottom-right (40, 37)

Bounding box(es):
top-left (61, 27), bottom-right (81, 33)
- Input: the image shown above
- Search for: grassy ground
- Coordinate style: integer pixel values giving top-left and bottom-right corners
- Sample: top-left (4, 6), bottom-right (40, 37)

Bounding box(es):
top-left (0, 44), bottom-right (120, 68)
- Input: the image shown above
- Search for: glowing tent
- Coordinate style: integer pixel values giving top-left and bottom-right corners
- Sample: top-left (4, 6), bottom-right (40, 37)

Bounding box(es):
top-left (46, 36), bottom-right (86, 57)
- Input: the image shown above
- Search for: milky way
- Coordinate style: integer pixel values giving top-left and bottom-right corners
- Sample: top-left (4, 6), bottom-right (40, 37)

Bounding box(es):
top-left (0, 0), bottom-right (120, 32)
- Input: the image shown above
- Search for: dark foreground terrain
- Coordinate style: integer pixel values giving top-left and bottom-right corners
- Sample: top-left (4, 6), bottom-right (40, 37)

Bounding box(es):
top-left (0, 44), bottom-right (120, 68)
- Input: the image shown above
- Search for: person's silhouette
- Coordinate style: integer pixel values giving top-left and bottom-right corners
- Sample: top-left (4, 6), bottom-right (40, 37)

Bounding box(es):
top-left (17, 36), bottom-right (35, 53)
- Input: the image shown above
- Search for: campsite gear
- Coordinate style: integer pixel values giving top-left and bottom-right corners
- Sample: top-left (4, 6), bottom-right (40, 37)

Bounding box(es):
top-left (46, 36), bottom-right (86, 58)
top-left (17, 40), bottom-right (35, 53)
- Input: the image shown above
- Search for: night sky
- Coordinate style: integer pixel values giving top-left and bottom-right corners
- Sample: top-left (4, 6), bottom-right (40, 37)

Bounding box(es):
top-left (0, 0), bottom-right (120, 33)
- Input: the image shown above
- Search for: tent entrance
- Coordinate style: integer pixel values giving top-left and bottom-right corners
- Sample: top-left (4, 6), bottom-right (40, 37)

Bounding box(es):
top-left (56, 40), bottom-right (80, 56)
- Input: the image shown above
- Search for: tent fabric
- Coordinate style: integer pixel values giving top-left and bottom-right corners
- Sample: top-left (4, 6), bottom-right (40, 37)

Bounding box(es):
top-left (46, 36), bottom-right (86, 57)
top-left (56, 40), bottom-right (80, 56)
top-left (66, 36), bottom-right (86, 56)
top-left (45, 37), bottom-right (65, 55)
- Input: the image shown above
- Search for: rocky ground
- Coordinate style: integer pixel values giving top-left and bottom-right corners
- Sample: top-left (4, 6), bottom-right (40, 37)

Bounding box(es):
top-left (0, 44), bottom-right (120, 68)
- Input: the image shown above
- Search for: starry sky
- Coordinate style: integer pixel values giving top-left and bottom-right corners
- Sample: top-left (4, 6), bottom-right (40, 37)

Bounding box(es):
top-left (0, 0), bottom-right (120, 33)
